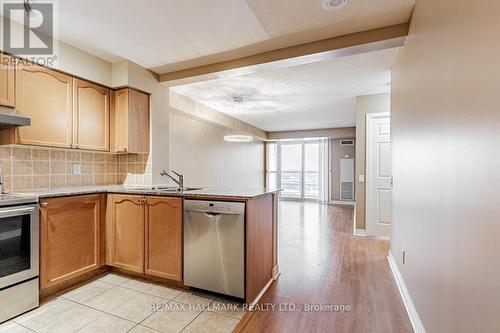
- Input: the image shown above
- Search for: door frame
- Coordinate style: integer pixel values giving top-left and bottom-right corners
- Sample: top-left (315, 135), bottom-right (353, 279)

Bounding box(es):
top-left (365, 112), bottom-right (391, 238)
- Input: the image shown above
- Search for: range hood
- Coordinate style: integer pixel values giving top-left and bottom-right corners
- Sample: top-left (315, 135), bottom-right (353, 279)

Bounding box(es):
top-left (0, 106), bottom-right (31, 129)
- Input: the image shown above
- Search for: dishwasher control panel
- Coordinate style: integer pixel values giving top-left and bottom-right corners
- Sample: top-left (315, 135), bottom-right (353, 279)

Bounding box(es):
top-left (184, 200), bottom-right (245, 215)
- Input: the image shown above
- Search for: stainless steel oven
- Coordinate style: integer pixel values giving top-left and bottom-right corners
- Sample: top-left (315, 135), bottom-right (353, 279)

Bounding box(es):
top-left (0, 195), bottom-right (39, 323)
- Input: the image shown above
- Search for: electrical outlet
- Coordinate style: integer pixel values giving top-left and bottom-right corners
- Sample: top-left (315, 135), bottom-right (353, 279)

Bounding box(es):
top-left (73, 164), bottom-right (81, 175)
top-left (402, 249), bottom-right (406, 264)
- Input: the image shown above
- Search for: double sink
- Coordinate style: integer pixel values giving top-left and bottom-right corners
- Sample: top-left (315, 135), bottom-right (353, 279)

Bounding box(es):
top-left (138, 186), bottom-right (204, 193)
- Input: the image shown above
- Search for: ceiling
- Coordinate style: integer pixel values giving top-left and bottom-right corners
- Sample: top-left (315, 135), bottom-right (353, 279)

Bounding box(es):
top-left (55, 0), bottom-right (413, 74)
top-left (171, 47), bottom-right (399, 132)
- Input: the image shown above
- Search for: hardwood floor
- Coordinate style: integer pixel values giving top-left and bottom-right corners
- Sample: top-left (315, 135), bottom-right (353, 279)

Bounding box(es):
top-left (236, 201), bottom-right (412, 333)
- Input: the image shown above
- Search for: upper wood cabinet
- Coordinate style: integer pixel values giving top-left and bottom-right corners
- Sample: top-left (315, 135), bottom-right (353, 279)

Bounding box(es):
top-left (0, 62), bottom-right (111, 151)
top-left (0, 54), bottom-right (15, 107)
top-left (73, 79), bottom-right (110, 151)
top-left (112, 88), bottom-right (149, 153)
top-left (39, 195), bottom-right (104, 291)
top-left (145, 196), bottom-right (183, 281)
top-left (16, 63), bottom-right (73, 148)
top-left (106, 194), bottom-right (145, 273)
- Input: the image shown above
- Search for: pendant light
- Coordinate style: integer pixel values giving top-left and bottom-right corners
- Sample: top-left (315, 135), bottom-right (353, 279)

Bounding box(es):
top-left (224, 97), bottom-right (253, 143)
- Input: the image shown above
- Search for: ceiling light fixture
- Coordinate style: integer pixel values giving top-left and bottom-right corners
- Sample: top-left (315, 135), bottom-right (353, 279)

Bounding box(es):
top-left (224, 97), bottom-right (253, 143)
top-left (321, 0), bottom-right (348, 11)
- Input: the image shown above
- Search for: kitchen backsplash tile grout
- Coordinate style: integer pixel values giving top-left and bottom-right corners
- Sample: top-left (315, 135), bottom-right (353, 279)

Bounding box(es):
top-left (0, 145), bottom-right (152, 192)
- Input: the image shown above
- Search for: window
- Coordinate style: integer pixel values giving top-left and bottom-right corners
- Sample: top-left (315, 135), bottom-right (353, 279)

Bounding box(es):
top-left (266, 140), bottom-right (325, 200)
top-left (266, 143), bottom-right (278, 189)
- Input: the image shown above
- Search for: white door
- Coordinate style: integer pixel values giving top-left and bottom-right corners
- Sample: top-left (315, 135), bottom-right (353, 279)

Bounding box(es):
top-left (366, 112), bottom-right (391, 238)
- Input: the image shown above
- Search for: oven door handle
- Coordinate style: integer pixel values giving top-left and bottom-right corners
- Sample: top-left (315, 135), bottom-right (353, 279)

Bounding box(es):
top-left (0, 206), bottom-right (36, 218)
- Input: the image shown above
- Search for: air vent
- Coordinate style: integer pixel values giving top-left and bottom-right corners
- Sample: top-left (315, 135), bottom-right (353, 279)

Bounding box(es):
top-left (341, 182), bottom-right (354, 201)
top-left (340, 139), bottom-right (354, 146)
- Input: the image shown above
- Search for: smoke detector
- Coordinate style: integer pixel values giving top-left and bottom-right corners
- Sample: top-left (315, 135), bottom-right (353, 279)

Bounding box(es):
top-left (322, 0), bottom-right (348, 11)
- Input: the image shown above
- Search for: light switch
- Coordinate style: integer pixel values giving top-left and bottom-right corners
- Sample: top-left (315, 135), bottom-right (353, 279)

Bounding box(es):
top-left (73, 164), bottom-right (81, 175)
top-left (358, 175), bottom-right (365, 183)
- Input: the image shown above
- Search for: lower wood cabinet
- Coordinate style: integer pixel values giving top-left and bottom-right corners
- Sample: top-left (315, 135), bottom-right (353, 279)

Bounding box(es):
top-left (40, 195), bottom-right (104, 291)
top-left (106, 194), bottom-right (145, 273)
top-left (106, 194), bottom-right (182, 281)
top-left (145, 196), bottom-right (182, 281)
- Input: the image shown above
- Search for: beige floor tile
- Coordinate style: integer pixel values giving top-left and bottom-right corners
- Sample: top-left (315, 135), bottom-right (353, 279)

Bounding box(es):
top-left (38, 303), bottom-right (102, 333)
top-left (14, 298), bottom-right (73, 330)
top-left (141, 302), bottom-right (201, 333)
top-left (121, 278), bottom-right (154, 293)
top-left (108, 293), bottom-right (166, 323)
top-left (173, 291), bottom-right (214, 309)
top-left (16, 298), bottom-right (102, 333)
top-left (182, 311), bottom-right (239, 333)
top-left (60, 280), bottom-right (114, 303)
top-left (121, 279), bottom-right (183, 300)
top-left (0, 321), bottom-right (33, 333)
top-left (144, 284), bottom-right (183, 300)
top-left (207, 300), bottom-right (246, 319)
top-left (83, 286), bottom-right (142, 313)
top-left (97, 273), bottom-right (131, 285)
top-left (129, 325), bottom-right (162, 333)
top-left (76, 313), bottom-right (135, 333)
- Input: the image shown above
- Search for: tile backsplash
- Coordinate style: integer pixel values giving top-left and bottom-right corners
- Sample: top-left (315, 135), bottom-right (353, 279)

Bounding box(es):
top-left (0, 145), bottom-right (152, 192)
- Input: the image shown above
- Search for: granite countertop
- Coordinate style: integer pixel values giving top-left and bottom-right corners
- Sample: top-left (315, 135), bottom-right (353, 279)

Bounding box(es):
top-left (10, 185), bottom-right (281, 201)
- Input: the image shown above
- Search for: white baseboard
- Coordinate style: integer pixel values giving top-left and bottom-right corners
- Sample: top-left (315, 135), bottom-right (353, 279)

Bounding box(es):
top-left (387, 252), bottom-right (426, 333)
top-left (354, 229), bottom-right (366, 236)
top-left (249, 278), bottom-right (273, 310)
top-left (272, 265), bottom-right (281, 280)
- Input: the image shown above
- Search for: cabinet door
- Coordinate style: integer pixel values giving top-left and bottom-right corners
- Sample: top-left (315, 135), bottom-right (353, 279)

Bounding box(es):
top-left (16, 63), bottom-right (73, 148)
top-left (0, 54), bottom-right (15, 107)
top-left (128, 89), bottom-right (149, 153)
top-left (106, 194), bottom-right (145, 273)
top-left (113, 88), bottom-right (129, 153)
top-left (145, 197), bottom-right (182, 281)
top-left (113, 88), bottom-right (149, 153)
top-left (73, 79), bottom-right (110, 151)
top-left (40, 195), bottom-right (102, 290)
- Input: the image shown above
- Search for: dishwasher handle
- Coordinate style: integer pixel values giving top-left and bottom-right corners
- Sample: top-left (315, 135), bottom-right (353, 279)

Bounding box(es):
top-left (184, 200), bottom-right (245, 215)
top-left (204, 212), bottom-right (221, 218)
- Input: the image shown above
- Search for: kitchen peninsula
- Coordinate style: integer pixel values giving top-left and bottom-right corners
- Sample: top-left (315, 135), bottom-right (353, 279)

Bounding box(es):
top-left (14, 185), bottom-right (280, 306)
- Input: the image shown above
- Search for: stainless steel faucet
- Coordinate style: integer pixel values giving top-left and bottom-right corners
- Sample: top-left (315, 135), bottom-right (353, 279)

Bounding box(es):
top-left (160, 170), bottom-right (184, 188)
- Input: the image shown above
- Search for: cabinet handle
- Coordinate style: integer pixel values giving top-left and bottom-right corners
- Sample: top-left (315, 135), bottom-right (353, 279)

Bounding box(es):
top-left (40, 202), bottom-right (48, 208)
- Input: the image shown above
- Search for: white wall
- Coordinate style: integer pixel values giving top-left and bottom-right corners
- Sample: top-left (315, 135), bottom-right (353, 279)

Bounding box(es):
top-left (169, 112), bottom-right (264, 188)
top-left (391, 0), bottom-right (500, 332)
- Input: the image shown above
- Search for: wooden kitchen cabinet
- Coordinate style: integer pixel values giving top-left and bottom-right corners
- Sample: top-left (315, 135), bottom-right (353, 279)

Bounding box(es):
top-left (0, 53), bottom-right (15, 107)
top-left (145, 196), bottom-right (183, 281)
top-left (10, 62), bottom-right (73, 148)
top-left (106, 194), bottom-right (183, 280)
top-left (73, 79), bottom-right (110, 151)
top-left (112, 88), bottom-right (149, 153)
top-left (106, 194), bottom-right (145, 273)
top-left (40, 195), bottom-right (104, 291)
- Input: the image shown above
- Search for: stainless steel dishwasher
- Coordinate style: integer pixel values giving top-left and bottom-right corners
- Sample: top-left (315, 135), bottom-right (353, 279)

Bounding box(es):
top-left (184, 200), bottom-right (245, 299)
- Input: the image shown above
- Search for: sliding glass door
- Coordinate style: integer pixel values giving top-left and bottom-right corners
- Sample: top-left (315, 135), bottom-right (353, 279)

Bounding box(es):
top-left (267, 140), bottom-right (323, 200)
top-left (280, 143), bottom-right (303, 198)
top-left (304, 142), bottom-right (320, 199)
